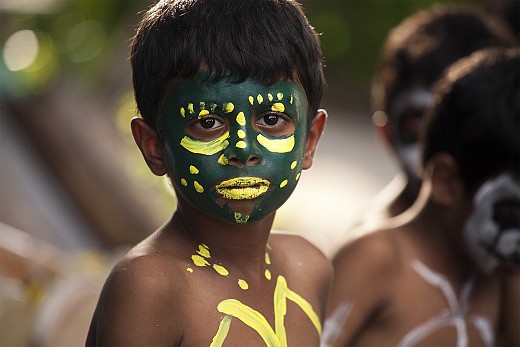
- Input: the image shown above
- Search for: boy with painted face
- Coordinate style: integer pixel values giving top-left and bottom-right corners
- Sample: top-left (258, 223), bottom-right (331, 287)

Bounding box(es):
top-left (323, 48), bottom-right (519, 346)
top-left (86, 0), bottom-right (331, 346)
top-left (347, 6), bottom-right (515, 230)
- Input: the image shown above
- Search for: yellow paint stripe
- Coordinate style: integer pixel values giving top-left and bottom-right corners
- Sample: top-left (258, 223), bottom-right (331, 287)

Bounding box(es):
top-left (257, 134), bottom-right (294, 153)
top-left (180, 131), bottom-right (230, 155)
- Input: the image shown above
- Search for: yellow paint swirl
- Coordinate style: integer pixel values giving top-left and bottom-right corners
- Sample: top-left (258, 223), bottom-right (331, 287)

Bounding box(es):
top-left (180, 131), bottom-right (230, 155)
top-left (257, 134), bottom-right (294, 153)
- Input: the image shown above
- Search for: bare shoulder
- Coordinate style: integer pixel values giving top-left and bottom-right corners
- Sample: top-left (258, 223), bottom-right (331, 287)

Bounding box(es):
top-left (87, 240), bottom-right (187, 346)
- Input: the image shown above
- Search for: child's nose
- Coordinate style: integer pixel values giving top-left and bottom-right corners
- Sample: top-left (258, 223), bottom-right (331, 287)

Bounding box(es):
top-left (227, 154), bottom-right (260, 168)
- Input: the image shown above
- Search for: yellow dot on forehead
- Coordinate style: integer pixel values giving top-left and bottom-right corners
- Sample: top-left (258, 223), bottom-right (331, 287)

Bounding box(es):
top-left (224, 102), bottom-right (234, 113)
top-left (277, 93), bottom-right (283, 100)
top-left (236, 141), bottom-right (247, 148)
top-left (280, 180), bottom-right (288, 188)
top-left (180, 107), bottom-right (185, 117)
top-left (188, 103), bottom-right (194, 114)
top-left (198, 109), bottom-right (209, 118)
top-left (237, 130), bottom-right (246, 139)
top-left (213, 264), bottom-right (229, 276)
top-left (200, 101), bottom-right (205, 109)
top-left (268, 93), bottom-right (273, 101)
top-left (291, 161), bottom-right (297, 170)
top-left (248, 96), bottom-right (254, 105)
top-left (236, 112), bottom-right (246, 126)
top-left (218, 154), bottom-right (229, 165)
top-left (257, 94), bottom-right (263, 104)
top-left (194, 181), bottom-right (204, 193)
top-left (272, 103), bottom-right (285, 113)
top-left (238, 279), bottom-right (249, 290)
top-left (210, 103), bottom-right (217, 112)
top-left (180, 178), bottom-right (187, 186)
top-left (189, 165), bottom-right (199, 174)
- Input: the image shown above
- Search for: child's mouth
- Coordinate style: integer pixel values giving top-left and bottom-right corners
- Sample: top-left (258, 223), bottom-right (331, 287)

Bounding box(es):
top-left (215, 177), bottom-right (270, 200)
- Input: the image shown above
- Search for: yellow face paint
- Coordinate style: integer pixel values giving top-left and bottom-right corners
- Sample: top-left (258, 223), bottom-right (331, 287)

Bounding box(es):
top-left (236, 141), bottom-right (247, 148)
top-left (238, 279), bottom-right (249, 290)
top-left (257, 134), bottom-right (295, 153)
top-left (180, 131), bottom-right (230, 155)
top-left (280, 180), bottom-right (288, 188)
top-left (271, 102), bottom-right (285, 113)
top-left (237, 130), bottom-right (246, 139)
top-left (248, 95), bottom-right (254, 105)
top-left (290, 161), bottom-right (297, 170)
top-left (180, 178), bottom-right (188, 186)
top-left (194, 181), bottom-right (204, 193)
top-left (234, 212), bottom-right (250, 223)
top-left (277, 92), bottom-right (283, 100)
top-left (224, 102), bottom-right (234, 113)
top-left (265, 269), bottom-right (272, 280)
top-left (216, 177), bottom-right (270, 200)
top-left (198, 109), bottom-right (209, 119)
top-left (268, 93), bottom-right (273, 101)
top-left (186, 267), bottom-right (193, 273)
top-left (188, 103), bottom-right (194, 114)
top-left (257, 94), bottom-right (264, 104)
top-left (236, 112), bottom-right (246, 126)
top-left (189, 165), bottom-right (199, 174)
top-left (218, 154), bottom-right (229, 165)
top-left (213, 264), bottom-right (229, 276)
top-left (296, 172), bottom-right (301, 180)
top-left (180, 107), bottom-right (185, 117)
top-left (290, 95), bottom-right (293, 104)
top-left (265, 252), bottom-right (271, 265)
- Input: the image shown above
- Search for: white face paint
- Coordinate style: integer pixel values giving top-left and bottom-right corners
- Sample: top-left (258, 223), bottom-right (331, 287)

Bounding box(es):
top-left (390, 88), bottom-right (434, 179)
top-left (464, 173), bottom-right (520, 275)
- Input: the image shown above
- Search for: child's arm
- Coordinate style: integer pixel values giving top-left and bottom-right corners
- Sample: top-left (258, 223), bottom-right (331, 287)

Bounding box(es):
top-left (86, 256), bottom-right (183, 346)
top-left (323, 232), bottom-right (396, 347)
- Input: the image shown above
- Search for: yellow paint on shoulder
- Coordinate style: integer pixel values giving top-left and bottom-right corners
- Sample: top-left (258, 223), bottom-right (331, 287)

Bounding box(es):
top-left (224, 102), bottom-right (234, 113)
top-left (238, 279), bottom-right (249, 290)
top-left (264, 269), bottom-right (272, 280)
top-left (290, 161), bottom-right (297, 170)
top-left (236, 141), bottom-right (247, 149)
top-left (180, 131), bottom-right (230, 155)
top-left (194, 181), bottom-right (204, 193)
top-left (192, 254), bottom-right (210, 267)
top-left (257, 94), bottom-right (264, 104)
top-left (218, 154), bottom-right (229, 165)
top-left (277, 93), bottom-right (283, 100)
top-left (180, 178), bottom-right (188, 186)
top-left (236, 112), bottom-right (246, 126)
top-left (213, 264), bottom-right (229, 276)
top-left (186, 267), bottom-right (193, 273)
top-left (180, 107), bottom-right (185, 117)
top-left (237, 129), bottom-right (246, 139)
top-left (189, 165), bottom-right (199, 174)
top-left (296, 172), bottom-right (301, 180)
top-left (248, 96), bottom-right (254, 105)
top-left (257, 134), bottom-right (294, 153)
top-left (198, 109), bottom-right (209, 119)
top-left (188, 103), bottom-right (194, 114)
top-left (280, 180), bottom-right (288, 188)
top-left (265, 252), bottom-right (271, 265)
top-left (197, 244), bottom-right (211, 258)
top-left (271, 102), bottom-right (285, 113)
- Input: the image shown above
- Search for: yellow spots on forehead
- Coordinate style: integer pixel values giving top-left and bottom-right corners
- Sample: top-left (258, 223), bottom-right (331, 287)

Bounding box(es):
top-left (180, 178), bottom-right (188, 186)
top-left (277, 92), bottom-right (283, 100)
top-left (248, 96), bottom-right (254, 105)
top-left (223, 102), bottom-right (234, 113)
top-left (237, 130), bottom-right (246, 139)
top-left (180, 107), bottom-right (185, 117)
top-left (189, 165), bottom-right (199, 174)
top-left (198, 109), bottom-right (209, 119)
top-left (291, 161), bottom-right (297, 170)
top-left (280, 180), bottom-right (288, 188)
top-left (194, 181), bottom-right (204, 193)
top-left (236, 112), bottom-right (246, 126)
top-left (200, 101), bottom-right (205, 110)
top-left (210, 103), bottom-right (217, 112)
top-left (187, 103), bottom-right (194, 114)
top-left (271, 102), bottom-right (285, 113)
top-left (257, 94), bottom-right (263, 104)
top-left (268, 93), bottom-right (273, 101)
top-left (236, 141), bottom-right (247, 149)
top-left (218, 154), bottom-right (229, 166)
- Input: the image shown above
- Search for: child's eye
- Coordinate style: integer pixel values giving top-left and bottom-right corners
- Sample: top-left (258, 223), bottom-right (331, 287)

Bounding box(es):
top-left (199, 117), bottom-right (223, 129)
top-left (255, 112), bottom-right (294, 136)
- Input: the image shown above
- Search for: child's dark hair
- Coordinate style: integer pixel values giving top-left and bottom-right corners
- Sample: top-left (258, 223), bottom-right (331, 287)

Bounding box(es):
top-left (421, 48), bottom-right (520, 195)
top-left (131, 0), bottom-right (325, 130)
top-left (371, 5), bottom-right (515, 118)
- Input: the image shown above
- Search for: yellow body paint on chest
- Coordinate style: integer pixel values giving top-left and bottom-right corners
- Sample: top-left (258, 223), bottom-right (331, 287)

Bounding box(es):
top-left (257, 134), bottom-right (294, 153)
top-left (210, 275), bottom-right (321, 347)
top-left (180, 131), bottom-right (230, 155)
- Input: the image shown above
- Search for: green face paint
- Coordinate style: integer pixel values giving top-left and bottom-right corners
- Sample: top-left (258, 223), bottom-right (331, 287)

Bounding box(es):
top-left (159, 73), bottom-right (308, 223)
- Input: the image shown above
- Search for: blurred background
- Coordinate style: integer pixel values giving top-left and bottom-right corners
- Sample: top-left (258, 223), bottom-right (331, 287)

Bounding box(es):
top-left (0, 0), bottom-right (516, 345)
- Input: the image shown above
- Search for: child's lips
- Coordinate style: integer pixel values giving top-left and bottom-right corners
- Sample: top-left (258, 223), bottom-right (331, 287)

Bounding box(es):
top-left (215, 177), bottom-right (270, 200)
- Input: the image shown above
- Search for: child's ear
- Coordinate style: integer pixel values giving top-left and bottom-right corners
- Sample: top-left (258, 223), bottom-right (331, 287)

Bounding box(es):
top-left (303, 109), bottom-right (327, 170)
top-left (426, 153), bottom-right (464, 206)
top-left (131, 117), bottom-right (168, 176)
